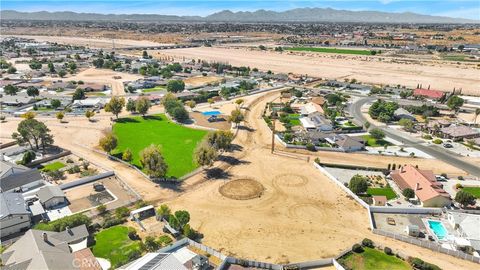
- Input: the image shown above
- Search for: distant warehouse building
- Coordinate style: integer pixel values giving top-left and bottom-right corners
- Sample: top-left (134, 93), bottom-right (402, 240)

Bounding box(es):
top-left (390, 165), bottom-right (451, 207)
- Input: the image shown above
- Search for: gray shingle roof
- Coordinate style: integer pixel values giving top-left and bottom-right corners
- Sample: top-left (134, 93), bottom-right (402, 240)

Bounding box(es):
top-left (0, 192), bottom-right (29, 219)
top-left (0, 169), bottom-right (43, 192)
top-left (36, 186), bottom-right (65, 203)
top-left (1, 225), bottom-right (89, 270)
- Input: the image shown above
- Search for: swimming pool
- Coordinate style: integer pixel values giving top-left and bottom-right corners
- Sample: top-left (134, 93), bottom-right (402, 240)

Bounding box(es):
top-left (202, 110), bottom-right (221, 116)
top-left (428, 220), bottom-right (447, 240)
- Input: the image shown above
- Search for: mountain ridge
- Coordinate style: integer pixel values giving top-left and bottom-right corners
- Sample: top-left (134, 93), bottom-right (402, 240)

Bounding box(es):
top-left (1, 8), bottom-right (477, 23)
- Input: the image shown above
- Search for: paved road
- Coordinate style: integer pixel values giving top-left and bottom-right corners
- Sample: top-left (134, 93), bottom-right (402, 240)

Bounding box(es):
top-left (349, 97), bottom-right (480, 177)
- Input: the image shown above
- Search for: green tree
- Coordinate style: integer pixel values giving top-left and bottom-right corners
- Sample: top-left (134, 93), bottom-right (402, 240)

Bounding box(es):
top-left (29, 60), bottom-right (42, 70)
top-left (194, 142), bottom-right (218, 168)
top-left (168, 214), bottom-right (180, 230)
top-left (98, 132), bottom-right (117, 154)
top-left (7, 66), bottom-right (17, 74)
top-left (447, 95), bottom-right (464, 111)
top-left (349, 174), bottom-right (368, 194)
top-left (68, 62), bottom-right (77, 73)
top-left (207, 98), bottom-right (214, 107)
top-left (185, 100), bottom-right (196, 111)
top-left (398, 118), bottom-right (414, 132)
top-left (402, 188), bottom-right (415, 199)
top-left (156, 204), bottom-right (171, 220)
top-left (21, 150), bottom-right (36, 165)
top-left (140, 144), bottom-right (168, 178)
top-left (235, 98), bottom-right (244, 108)
top-left (85, 110), bottom-right (95, 121)
top-left (50, 99), bottom-right (61, 109)
top-left (455, 190), bottom-right (476, 208)
top-left (206, 130), bottom-right (234, 151)
top-left (12, 118), bottom-right (54, 151)
top-left (48, 62), bottom-right (55, 72)
top-left (72, 88), bottom-right (85, 100)
top-left (144, 236), bottom-right (159, 252)
top-left (135, 97), bottom-right (151, 116)
top-left (166, 80), bottom-right (185, 92)
top-left (228, 108), bottom-right (244, 127)
top-left (122, 148), bottom-right (133, 162)
top-left (171, 106), bottom-right (189, 122)
top-left (27, 86), bottom-right (39, 97)
top-left (364, 122), bottom-right (371, 130)
top-left (4, 84), bottom-right (18, 96)
top-left (57, 69), bottom-right (67, 78)
top-left (369, 128), bottom-right (385, 140)
top-left (174, 210), bottom-right (190, 227)
top-left (56, 112), bottom-right (64, 122)
top-left (126, 99), bottom-right (136, 113)
top-left (105, 96), bottom-right (126, 119)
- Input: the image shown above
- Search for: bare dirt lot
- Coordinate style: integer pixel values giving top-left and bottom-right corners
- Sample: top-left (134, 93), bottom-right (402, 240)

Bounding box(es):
top-left (159, 47), bottom-right (480, 95)
top-left (183, 75), bottom-right (222, 87)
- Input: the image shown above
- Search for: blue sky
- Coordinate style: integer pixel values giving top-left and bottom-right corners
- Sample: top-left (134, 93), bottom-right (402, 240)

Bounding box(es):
top-left (1, 1), bottom-right (479, 19)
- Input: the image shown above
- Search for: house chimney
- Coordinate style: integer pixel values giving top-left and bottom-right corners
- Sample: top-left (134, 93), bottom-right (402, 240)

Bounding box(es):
top-left (415, 182), bottom-right (420, 191)
top-left (43, 232), bottom-right (48, 242)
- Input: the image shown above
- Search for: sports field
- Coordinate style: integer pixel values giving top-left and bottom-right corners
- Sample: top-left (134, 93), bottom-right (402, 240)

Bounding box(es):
top-left (288, 47), bottom-right (374, 55)
top-left (112, 114), bottom-right (207, 178)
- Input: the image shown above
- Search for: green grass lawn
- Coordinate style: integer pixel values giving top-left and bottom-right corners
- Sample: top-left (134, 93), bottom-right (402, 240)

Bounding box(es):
top-left (92, 226), bottom-right (142, 268)
top-left (288, 47), bottom-right (374, 55)
top-left (367, 187), bottom-right (397, 200)
top-left (41, 161), bottom-right (66, 172)
top-left (288, 113), bottom-right (301, 126)
top-left (462, 187), bottom-right (480, 198)
top-left (112, 114), bottom-right (208, 178)
top-left (142, 86), bottom-right (166, 93)
top-left (338, 248), bottom-right (411, 270)
top-left (362, 135), bottom-right (392, 147)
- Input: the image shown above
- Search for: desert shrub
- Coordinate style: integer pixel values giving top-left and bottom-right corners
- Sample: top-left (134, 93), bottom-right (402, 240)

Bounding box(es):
top-left (115, 207), bottom-right (130, 219)
top-left (361, 238), bottom-right (374, 248)
top-left (455, 183), bottom-right (463, 189)
top-left (96, 204), bottom-right (107, 215)
top-left (102, 217), bottom-right (125, 228)
top-left (384, 246), bottom-right (393, 255)
top-left (66, 158), bottom-right (74, 163)
top-left (306, 143), bottom-right (316, 151)
top-left (352, 243), bottom-right (364, 253)
top-left (67, 165), bottom-right (81, 174)
top-left (127, 227), bottom-right (139, 240)
top-left (422, 134), bottom-right (432, 140)
top-left (458, 176), bottom-right (464, 180)
top-left (432, 139), bottom-right (442, 144)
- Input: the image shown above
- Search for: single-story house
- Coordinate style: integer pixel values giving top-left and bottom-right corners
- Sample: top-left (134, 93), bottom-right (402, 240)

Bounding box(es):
top-left (0, 95), bottom-right (36, 106)
top-left (394, 108), bottom-right (416, 121)
top-left (36, 185), bottom-right (67, 209)
top-left (390, 165), bottom-right (451, 207)
top-left (300, 102), bottom-right (324, 116)
top-left (413, 88), bottom-right (445, 100)
top-left (439, 125), bottom-right (480, 140)
top-left (447, 212), bottom-right (480, 254)
top-left (326, 135), bottom-right (364, 152)
top-left (0, 192), bottom-right (31, 238)
top-left (1, 160), bottom-right (44, 193)
top-left (72, 97), bottom-right (109, 109)
top-left (1, 225), bottom-right (99, 270)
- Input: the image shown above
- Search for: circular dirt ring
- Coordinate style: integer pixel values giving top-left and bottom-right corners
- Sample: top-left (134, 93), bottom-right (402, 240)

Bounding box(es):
top-left (273, 174), bottom-right (309, 187)
top-left (219, 178), bottom-right (265, 200)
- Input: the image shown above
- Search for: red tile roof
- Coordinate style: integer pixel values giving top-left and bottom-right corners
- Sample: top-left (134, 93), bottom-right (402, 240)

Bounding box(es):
top-left (413, 88), bottom-right (445, 99)
top-left (390, 165), bottom-right (451, 203)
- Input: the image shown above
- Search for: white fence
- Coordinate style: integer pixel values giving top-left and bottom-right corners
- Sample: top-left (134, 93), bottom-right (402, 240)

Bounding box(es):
top-left (373, 229), bottom-right (480, 264)
top-left (313, 162), bottom-right (369, 209)
top-left (332, 259), bottom-right (346, 270)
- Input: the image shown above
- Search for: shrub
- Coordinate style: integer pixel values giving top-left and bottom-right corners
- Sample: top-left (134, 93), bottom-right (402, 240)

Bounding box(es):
top-left (66, 158), bottom-right (74, 163)
top-left (314, 157), bottom-right (320, 164)
top-left (35, 213), bottom-right (91, 232)
top-left (115, 207), bottom-right (130, 219)
top-left (409, 257), bottom-right (442, 270)
top-left (384, 246), bottom-right (393, 255)
top-left (422, 134), bottom-right (432, 140)
top-left (96, 204), bottom-right (107, 215)
top-left (306, 143), bottom-right (316, 151)
top-left (402, 188), bottom-right (415, 199)
top-left (67, 165), bottom-right (81, 174)
top-left (455, 183), bottom-right (463, 189)
top-left (144, 236), bottom-right (160, 251)
top-left (135, 200), bottom-right (148, 209)
top-left (441, 173), bottom-right (448, 178)
top-left (127, 227), bottom-right (139, 240)
top-left (361, 238), bottom-right (374, 248)
top-left (432, 139), bottom-right (442, 144)
top-left (102, 217), bottom-right (125, 228)
top-left (458, 176), bottom-right (464, 180)
top-left (352, 243), bottom-right (364, 253)
top-left (47, 170), bottom-right (64, 180)
top-left (158, 235), bottom-right (172, 247)
top-left (127, 249), bottom-right (141, 261)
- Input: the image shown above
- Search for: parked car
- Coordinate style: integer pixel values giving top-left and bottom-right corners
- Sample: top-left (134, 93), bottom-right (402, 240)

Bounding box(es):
top-left (443, 143), bottom-right (453, 148)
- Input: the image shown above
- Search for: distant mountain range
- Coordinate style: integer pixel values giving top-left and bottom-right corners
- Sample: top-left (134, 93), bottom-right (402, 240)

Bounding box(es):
top-left (1, 8), bottom-right (477, 23)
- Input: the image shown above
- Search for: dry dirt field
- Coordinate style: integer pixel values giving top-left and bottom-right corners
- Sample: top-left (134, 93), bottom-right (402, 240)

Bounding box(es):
top-left (183, 75), bottom-right (223, 87)
top-left (159, 47), bottom-right (480, 95)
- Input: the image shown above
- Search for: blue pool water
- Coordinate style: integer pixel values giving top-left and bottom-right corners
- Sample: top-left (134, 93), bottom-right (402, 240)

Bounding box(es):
top-left (428, 220), bottom-right (447, 239)
top-left (202, 110), bottom-right (221, 116)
